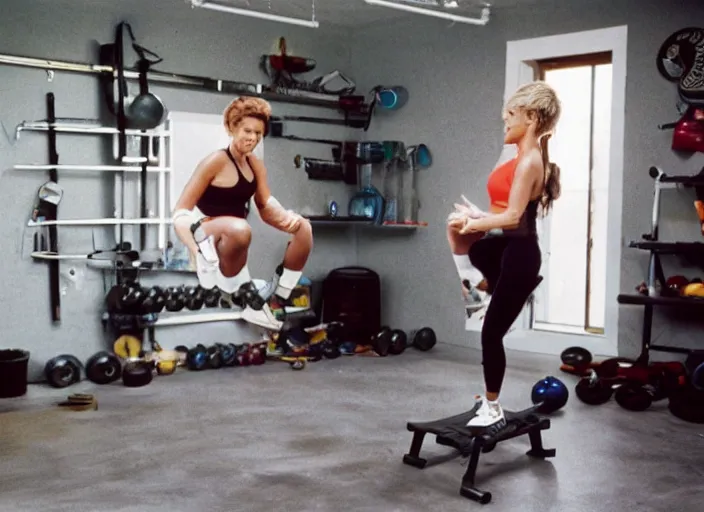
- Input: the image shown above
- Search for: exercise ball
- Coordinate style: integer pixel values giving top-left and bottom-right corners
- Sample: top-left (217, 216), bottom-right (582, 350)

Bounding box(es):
top-left (531, 376), bottom-right (569, 414)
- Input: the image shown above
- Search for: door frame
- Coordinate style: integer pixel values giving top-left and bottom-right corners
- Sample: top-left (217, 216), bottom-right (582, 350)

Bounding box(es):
top-left (465, 25), bottom-right (628, 358)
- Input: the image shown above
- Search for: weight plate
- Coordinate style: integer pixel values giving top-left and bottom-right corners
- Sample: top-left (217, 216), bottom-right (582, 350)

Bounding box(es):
top-left (656, 27), bottom-right (704, 82)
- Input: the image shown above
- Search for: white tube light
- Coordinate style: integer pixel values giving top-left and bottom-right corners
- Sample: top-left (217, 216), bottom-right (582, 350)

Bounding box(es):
top-left (191, 0), bottom-right (319, 28)
top-left (364, 0), bottom-right (490, 25)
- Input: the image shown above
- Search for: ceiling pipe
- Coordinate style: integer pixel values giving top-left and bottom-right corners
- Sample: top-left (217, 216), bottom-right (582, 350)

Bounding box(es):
top-left (364, 0), bottom-right (491, 25)
top-left (190, 0), bottom-right (319, 28)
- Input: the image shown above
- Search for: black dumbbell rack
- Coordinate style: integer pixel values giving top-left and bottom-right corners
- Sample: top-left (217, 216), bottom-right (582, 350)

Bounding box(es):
top-left (617, 166), bottom-right (704, 364)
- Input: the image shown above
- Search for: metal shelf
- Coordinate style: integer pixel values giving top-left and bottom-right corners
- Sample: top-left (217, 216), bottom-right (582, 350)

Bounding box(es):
top-left (623, 165), bottom-right (704, 364)
top-left (15, 120), bottom-right (172, 139)
top-left (155, 311), bottom-right (243, 326)
top-left (28, 217), bottom-right (170, 228)
top-left (15, 164), bottom-right (171, 173)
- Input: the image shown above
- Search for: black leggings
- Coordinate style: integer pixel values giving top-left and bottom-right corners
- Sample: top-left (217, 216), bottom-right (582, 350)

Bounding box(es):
top-left (469, 234), bottom-right (541, 394)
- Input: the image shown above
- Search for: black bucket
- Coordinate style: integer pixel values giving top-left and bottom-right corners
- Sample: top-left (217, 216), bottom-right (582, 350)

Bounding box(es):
top-left (0, 349), bottom-right (30, 398)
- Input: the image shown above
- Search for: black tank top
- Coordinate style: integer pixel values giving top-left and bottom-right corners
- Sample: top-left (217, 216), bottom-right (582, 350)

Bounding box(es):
top-left (487, 199), bottom-right (539, 238)
top-left (196, 148), bottom-right (257, 219)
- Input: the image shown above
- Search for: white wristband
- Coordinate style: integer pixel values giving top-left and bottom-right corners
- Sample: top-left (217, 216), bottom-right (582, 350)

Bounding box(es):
top-left (172, 208), bottom-right (194, 223)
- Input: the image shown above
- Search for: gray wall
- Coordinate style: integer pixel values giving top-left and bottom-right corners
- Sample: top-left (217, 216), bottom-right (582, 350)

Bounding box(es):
top-left (3, 0), bottom-right (704, 383)
top-left (0, 0), bottom-right (359, 381)
top-left (348, 0), bottom-right (704, 359)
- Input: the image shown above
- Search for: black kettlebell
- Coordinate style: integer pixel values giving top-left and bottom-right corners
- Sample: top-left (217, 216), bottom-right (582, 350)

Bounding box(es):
top-left (322, 342), bottom-right (341, 359)
top-left (412, 327), bottom-right (436, 352)
top-left (371, 326), bottom-right (392, 357)
top-left (207, 345), bottom-right (223, 369)
top-left (186, 345), bottom-right (208, 371)
top-left (203, 288), bottom-right (220, 308)
top-left (141, 286), bottom-right (165, 314)
top-left (120, 283), bottom-right (146, 315)
top-left (185, 286), bottom-right (205, 311)
top-left (164, 286), bottom-right (185, 312)
top-left (388, 329), bottom-right (408, 355)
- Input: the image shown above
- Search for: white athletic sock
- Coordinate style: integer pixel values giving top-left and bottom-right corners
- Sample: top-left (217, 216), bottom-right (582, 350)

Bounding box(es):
top-left (217, 265), bottom-right (252, 294)
top-left (453, 254), bottom-right (483, 287)
top-left (275, 268), bottom-right (302, 300)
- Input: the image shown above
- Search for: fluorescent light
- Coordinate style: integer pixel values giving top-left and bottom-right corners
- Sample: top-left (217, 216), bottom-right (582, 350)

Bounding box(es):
top-left (364, 0), bottom-right (490, 25)
top-left (190, 0), bottom-right (319, 28)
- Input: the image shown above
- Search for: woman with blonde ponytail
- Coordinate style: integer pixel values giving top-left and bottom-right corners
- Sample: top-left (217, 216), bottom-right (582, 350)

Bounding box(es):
top-left (446, 81), bottom-right (562, 430)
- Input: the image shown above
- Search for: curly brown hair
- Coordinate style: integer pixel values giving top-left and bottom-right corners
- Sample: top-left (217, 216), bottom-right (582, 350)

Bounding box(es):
top-left (223, 96), bottom-right (272, 137)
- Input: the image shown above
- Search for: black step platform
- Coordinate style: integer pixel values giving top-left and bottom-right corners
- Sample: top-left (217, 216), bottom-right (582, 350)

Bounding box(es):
top-left (402, 403), bottom-right (555, 505)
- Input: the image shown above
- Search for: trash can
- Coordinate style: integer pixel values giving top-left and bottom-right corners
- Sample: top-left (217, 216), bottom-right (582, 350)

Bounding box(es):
top-left (0, 349), bottom-right (30, 398)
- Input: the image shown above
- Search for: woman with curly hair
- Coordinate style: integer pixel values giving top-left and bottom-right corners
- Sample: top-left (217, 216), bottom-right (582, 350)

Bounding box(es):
top-left (446, 81), bottom-right (562, 429)
top-left (171, 96), bottom-right (313, 330)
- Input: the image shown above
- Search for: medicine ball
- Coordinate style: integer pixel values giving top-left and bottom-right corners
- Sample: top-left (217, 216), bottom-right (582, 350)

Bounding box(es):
top-left (412, 327), bottom-right (436, 352)
top-left (531, 376), bottom-right (569, 414)
top-left (560, 346), bottom-right (592, 367)
top-left (85, 351), bottom-right (122, 385)
top-left (44, 354), bottom-right (82, 388)
top-left (122, 360), bottom-right (153, 388)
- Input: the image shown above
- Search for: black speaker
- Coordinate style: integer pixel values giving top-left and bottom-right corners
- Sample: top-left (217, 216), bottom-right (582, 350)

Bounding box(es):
top-left (321, 266), bottom-right (381, 344)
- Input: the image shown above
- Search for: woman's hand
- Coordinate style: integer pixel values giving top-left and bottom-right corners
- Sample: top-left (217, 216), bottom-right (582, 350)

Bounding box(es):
top-left (458, 217), bottom-right (481, 235)
top-left (454, 195), bottom-right (486, 219)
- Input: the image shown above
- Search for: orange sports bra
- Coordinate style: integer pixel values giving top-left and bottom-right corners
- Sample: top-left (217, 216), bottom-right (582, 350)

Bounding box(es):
top-left (487, 157), bottom-right (519, 214)
top-left (486, 157), bottom-right (540, 235)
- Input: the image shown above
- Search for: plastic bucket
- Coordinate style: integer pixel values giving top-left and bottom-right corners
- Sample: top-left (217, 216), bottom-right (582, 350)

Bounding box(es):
top-left (0, 349), bottom-right (30, 398)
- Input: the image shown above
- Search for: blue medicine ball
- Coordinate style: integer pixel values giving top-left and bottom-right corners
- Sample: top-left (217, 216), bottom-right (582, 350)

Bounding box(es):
top-left (531, 376), bottom-right (569, 414)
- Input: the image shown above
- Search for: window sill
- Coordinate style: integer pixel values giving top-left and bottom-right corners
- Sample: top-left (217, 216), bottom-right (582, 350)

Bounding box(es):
top-left (465, 320), bottom-right (617, 358)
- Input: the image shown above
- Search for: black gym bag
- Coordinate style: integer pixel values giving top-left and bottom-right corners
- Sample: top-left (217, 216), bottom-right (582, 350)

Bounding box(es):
top-left (321, 266), bottom-right (382, 345)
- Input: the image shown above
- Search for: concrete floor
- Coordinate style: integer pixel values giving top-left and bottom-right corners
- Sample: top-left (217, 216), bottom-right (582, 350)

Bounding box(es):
top-left (1, 344), bottom-right (702, 512)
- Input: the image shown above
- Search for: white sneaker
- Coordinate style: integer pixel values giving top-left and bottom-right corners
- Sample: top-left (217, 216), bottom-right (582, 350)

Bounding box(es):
top-left (196, 252), bottom-right (219, 290)
top-left (466, 395), bottom-right (507, 429)
top-left (462, 280), bottom-right (489, 315)
top-left (241, 303), bottom-right (283, 331)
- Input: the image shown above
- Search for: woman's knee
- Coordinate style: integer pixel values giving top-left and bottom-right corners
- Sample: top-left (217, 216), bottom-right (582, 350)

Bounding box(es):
top-left (295, 218), bottom-right (313, 243)
top-left (215, 218), bottom-right (252, 253)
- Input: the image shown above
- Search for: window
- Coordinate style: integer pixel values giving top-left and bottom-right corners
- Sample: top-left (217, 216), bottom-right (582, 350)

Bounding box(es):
top-left (531, 52), bottom-right (613, 336)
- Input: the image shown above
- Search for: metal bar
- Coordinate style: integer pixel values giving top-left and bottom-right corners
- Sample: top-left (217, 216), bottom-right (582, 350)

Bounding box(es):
top-left (0, 52), bottom-right (346, 109)
top-left (155, 311), bottom-right (243, 326)
top-left (14, 164), bottom-right (171, 173)
top-left (193, 0), bottom-right (319, 28)
top-left (31, 251), bottom-right (91, 261)
top-left (28, 218), bottom-right (171, 227)
top-left (46, 92), bottom-right (61, 324)
top-left (157, 121), bottom-right (168, 250)
top-left (16, 121), bottom-right (171, 138)
top-left (364, 0), bottom-right (490, 25)
top-left (649, 345), bottom-right (696, 355)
